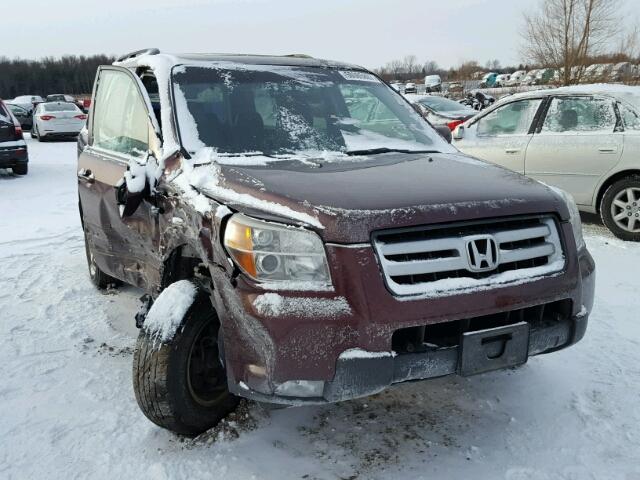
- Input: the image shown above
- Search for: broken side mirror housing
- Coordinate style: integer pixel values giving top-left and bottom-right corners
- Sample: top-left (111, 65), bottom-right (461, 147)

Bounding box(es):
top-left (453, 125), bottom-right (465, 140)
top-left (434, 125), bottom-right (453, 144)
top-left (116, 177), bottom-right (147, 218)
top-left (116, 154), bottom-right (155, 218)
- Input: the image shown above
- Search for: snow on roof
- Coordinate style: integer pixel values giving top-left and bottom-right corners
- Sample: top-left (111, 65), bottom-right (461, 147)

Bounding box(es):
top-left (114, 51), bottom-right (360, 71)
top-left (493, 83), bottom-right (640, 108)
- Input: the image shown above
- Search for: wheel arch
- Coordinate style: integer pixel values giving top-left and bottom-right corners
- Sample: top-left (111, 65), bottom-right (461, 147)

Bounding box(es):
top-left (596, 169), bottom-right (640, 212)
top-left (160, 243), bottom-right (208, 291)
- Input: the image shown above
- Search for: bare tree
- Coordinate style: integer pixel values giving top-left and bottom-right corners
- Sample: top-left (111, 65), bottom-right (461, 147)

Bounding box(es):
top-left (423, 60), bottom-right (439, 75)
top-left (485, 59), bottom-right (501, 71)
top-left (521, 0), bottom-right (621, 85)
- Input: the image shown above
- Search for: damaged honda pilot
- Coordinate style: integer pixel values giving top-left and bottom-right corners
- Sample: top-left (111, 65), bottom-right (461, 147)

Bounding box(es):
top-left (77, 49), bottom-right (595, 435)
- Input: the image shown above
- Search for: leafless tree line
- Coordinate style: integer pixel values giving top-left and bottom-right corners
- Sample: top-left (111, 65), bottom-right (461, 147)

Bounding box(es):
top-left (521, 0), bottom-right (638, 84)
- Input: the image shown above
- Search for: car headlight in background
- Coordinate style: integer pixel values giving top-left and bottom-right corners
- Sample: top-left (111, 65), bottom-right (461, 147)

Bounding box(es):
top-left (551, 186), bottom-right (585, 250)
top-left (223, 214), bottom-right (331, 286)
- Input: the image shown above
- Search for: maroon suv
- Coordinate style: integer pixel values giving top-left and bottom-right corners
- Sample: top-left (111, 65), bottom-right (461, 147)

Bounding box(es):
top-left (77, 50), bottom-right (595, 435)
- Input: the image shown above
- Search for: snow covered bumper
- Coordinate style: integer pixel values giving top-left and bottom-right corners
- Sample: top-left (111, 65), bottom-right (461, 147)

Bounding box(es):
top-left (218, 228), bottom-right (595, 406)
top-left (0, 143), bottom-right (28, 168)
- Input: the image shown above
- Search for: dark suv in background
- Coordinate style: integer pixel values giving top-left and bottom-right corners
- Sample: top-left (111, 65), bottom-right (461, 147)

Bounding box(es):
top-left (0, 99), bottom-right (28, 175)
top-left (78, 50), bottom-right (595, 435)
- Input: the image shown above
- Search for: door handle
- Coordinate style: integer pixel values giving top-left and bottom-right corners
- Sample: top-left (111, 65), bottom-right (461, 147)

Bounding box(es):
top-left (77, 168), bottom-right (94, 183)
top-left (598, 147), bottom-right (617, 153)
top-left (505, 149), bottom-right (520, 154)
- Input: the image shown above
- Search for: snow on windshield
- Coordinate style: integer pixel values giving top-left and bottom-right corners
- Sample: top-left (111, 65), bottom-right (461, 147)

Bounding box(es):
top-left (171, 64), bottom-right (453, 159)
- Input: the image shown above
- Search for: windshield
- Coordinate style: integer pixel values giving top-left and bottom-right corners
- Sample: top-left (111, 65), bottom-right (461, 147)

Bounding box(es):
top-left (172, 65), bottom-right (450, 157)
top-left (418, 96), bottom-right (472, 112)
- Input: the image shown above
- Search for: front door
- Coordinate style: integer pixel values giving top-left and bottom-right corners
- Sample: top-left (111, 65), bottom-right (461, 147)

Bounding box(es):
top-left (524, 95), bottom-right (623, 206)
top-left (78, 66), bottom-right (160, 290)
top-left (454, 98), bottom-right (543, 174)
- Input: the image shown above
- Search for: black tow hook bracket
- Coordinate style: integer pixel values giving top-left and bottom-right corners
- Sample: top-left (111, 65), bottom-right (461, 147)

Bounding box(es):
top-left (135, 294), bottom-right (153, 329)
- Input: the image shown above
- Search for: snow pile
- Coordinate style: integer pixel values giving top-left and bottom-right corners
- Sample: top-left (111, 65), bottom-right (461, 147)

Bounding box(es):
top-left (253, 293), bottom-right (351, 318)
top-left (143, 280), bottom-right (197, 343)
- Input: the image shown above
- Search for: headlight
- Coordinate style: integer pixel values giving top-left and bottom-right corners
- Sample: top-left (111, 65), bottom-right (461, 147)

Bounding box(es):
top-left (223, 213), bottom-right (331, 287)
top-left (551, 186), bottom-right (585, 250)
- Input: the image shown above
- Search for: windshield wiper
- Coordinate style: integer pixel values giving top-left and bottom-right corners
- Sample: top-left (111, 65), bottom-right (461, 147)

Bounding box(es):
top-left (346, 148), bottom-right (440, 156)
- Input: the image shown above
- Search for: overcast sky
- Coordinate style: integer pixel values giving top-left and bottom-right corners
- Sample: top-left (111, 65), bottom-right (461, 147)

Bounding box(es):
top-left (2, 0), bottom-right (636, 69)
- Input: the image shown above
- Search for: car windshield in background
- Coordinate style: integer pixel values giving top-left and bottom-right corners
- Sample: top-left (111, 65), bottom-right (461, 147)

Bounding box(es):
top-left (419, 96), bottom-right (472, 112)
top-left (47, 95), bottom-right (67, 102)
top-left (43, 103), bottom-right (79, 112)
top-left (172, 65), bottom-right (448, 157)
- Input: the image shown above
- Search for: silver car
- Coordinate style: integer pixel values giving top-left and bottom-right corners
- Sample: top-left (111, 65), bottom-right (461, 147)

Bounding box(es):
top-left (453, 85), bottom-right (640, 241)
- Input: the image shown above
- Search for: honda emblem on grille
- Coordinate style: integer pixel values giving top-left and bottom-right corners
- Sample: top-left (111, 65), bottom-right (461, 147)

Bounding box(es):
top-left (465, 235), bottom-right (499, 272)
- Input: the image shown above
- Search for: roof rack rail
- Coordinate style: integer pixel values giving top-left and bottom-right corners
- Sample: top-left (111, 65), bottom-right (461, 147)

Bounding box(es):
top-left (116, 48), bottom-right (160, 63)
top-left (284, 54), bottom-right (313, 59)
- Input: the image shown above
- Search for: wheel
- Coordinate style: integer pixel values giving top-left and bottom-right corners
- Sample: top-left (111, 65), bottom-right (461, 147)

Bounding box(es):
top-left (83, 231), bottom-right (118, 289)
top-left (12, 164), bottom-right (28, 175)
top-left (600, 175), bottom-right (640, 241)
top-left (133, 286), bottom-right (239, 436)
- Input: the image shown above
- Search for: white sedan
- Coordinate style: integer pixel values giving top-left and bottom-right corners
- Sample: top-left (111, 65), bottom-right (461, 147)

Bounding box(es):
top-left (31, 102), bottom-right (87, 141)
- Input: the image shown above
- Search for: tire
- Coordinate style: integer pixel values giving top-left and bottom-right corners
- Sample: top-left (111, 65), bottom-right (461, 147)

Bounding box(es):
top-left (83, 231), bottom-right (118, 289)
top-left (30, 125), bottom-right (38, 139)
top-left (600, 175), bottom-right (640, 241)
top-left (133, 288), bottom-right (238, 436)
top-left (12, 164), bottom-right (28, 175)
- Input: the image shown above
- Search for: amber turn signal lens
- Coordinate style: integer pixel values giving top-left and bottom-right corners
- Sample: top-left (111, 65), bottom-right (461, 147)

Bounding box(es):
top-left (224, 220), bottom-right (257, 276)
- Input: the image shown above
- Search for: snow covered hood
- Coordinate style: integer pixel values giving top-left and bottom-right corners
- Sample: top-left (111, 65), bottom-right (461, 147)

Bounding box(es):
top-left (191, 152), bottom-right (569, 243)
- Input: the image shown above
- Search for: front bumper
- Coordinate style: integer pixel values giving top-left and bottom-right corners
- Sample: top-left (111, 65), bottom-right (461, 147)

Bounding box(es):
top-left (235, 308), bottom-right (589, 405)
top-left (0, 145), bottom-right (28, 168)
top-left (215, 222), bottom-right (595, 406)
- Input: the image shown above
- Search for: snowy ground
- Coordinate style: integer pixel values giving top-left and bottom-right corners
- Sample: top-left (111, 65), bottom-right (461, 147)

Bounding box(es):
top-left (1, 136), bottom-right (639, 480)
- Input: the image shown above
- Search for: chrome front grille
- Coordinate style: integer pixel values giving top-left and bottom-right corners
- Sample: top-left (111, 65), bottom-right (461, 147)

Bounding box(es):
top-left (373, 216), bottom-right (565, 296)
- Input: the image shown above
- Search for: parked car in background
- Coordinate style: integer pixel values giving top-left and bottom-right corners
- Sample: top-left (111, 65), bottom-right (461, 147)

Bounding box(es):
top-left (424, 74), bottom-right (442, 93)
top-left (610, 62), bottom-right (632, 82)
top-left (10, 95), bottom-right (44, 114)
top-left (459, 91), bottom-right (495, 111)
top-left (445, 81), bottom-right (464, 95)
top-left (404, 82), bottom-right (417, 94)
top-left (480, 72), bottom-right (498, 88)
top-left (46, 94), bottom-right (87, 112)
top-left (79, 50), bottom-right (594, 435)
top-left (520, 70), bottom-right (540, 86)
top-left (6, 103), bottom-right (33, 130)
top-left (31, 102), bottom-right (87, 141)
top-left (453, 84), bottom-right (640, 240)
top-left (406, 93), bottom-right (475, 130)
top-left (505, 70), bottom-right (526, 86)
top-left (390, 82), bottom-right (403, 92)
top-left (0, 99), bottom-right (28, 175)
top-left (494, 74), bottom-right (511, 87)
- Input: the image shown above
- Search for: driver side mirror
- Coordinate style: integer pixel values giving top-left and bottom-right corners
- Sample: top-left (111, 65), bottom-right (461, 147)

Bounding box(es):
top-left (452, 125), bottom-right (465, 140)
top-left (115, 158), bottom-right (152, 218)
top-left (116, 177), bottom-right (147, 218)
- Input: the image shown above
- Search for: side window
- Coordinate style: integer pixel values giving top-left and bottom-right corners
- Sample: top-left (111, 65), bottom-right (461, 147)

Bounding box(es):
top-left (339, 85), bottom-right (408, 139)
top-left (541, 97), bottom-right (616, 133)
top-left (619, 103), bottom-right (640, 131)
top-left (254, 88), bottom-right (277, 128)
top-left (476, 99), bottom-right (541, 136)
top-left (92, 70), bottom-right (149, 158)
